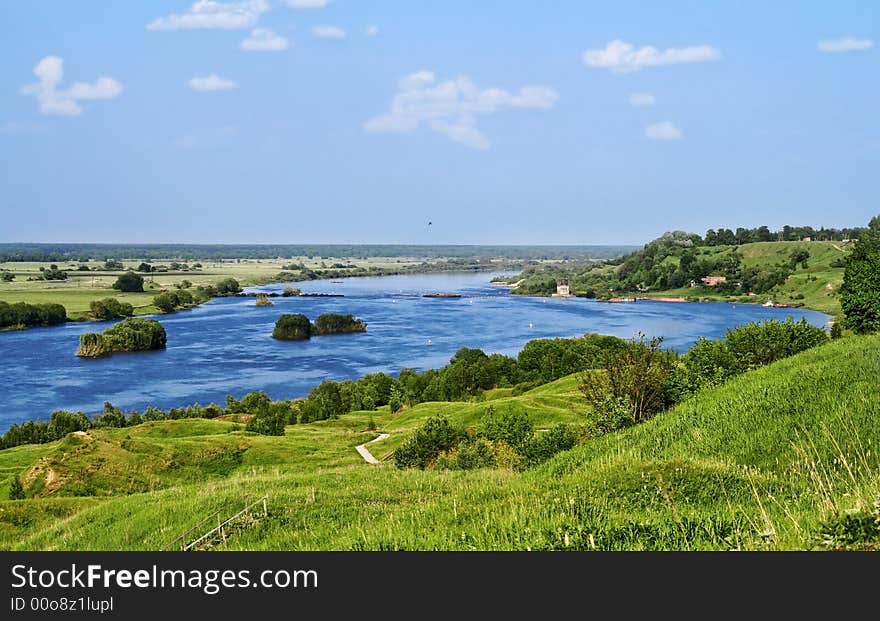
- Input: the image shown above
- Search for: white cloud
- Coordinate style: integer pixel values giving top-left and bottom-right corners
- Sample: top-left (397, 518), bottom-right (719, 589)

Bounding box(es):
top-left (645, 121), bottom-right (682, 140)
top-left (364, 70), bottom-right (559, 150)
top-left (628, 93), bottom-right (655, 106)
top-left (240, 28), bottom-right (289, 51)
top-left (312, 25), bottom-right (346, 39)
top-left (20, 56), bottom-right (122, 117)
top-left (366, 25), bottom-right (380, 37)
top-left (286, 0), bottom-right (331, 7)
top-left (147, 0), bottom-right (268, 31)
top-left (817, 37), bottom-right (874, 53)
top-left (188, 74), bottom-right (238, 91)
top-left (583, 39), bottom-right (720, 73)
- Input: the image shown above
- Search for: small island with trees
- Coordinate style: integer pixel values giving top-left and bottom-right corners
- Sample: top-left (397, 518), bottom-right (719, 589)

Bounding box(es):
top-left (76, 318), bottom-right (167, 358)
top-left (272, 312), bottom-right (366, 341)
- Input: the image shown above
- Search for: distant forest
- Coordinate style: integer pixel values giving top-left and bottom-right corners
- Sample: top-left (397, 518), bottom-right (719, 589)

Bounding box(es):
top-left (0, 244), bottom-right (638, 263)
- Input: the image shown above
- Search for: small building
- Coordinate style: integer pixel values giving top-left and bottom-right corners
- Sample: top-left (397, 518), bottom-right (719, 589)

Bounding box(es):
top-left (701, 275), bottom-right (727, 287)
top-left (552, 280), bottom-right (572, 297)
top-left (802, 236), bottom-right (812, 242)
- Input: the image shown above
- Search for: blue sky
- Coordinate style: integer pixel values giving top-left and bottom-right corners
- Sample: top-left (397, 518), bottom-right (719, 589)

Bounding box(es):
top-left (0, 1), bottom-right (877, 245)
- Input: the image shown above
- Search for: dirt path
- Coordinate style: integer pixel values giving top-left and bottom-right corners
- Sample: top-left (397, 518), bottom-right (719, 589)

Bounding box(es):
top-left (355, 433), bottom-right (390, 464)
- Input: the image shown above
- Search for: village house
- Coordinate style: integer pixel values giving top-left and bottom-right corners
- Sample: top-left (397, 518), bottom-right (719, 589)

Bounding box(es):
top-left (701, 275), bottom-right (727, 287)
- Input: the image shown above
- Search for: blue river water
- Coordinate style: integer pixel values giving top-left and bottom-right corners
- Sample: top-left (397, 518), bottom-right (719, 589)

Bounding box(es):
top-left (0, 272), bottom-right (830, 431)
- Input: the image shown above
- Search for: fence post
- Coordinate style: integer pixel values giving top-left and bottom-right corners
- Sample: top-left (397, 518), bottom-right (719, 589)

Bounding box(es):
top-left (262, 496), bottom-right (267, 517)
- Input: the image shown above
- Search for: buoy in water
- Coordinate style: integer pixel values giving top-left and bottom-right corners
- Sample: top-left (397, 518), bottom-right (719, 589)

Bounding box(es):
top-left (528, 322), bottom-right (533, 328)
top-left (426, 339), bottom-right (432, 345)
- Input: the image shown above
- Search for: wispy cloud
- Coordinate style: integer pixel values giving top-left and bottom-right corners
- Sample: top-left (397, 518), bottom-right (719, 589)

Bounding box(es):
top-left (817, 37), bottom-right (874, 53)
top-left (240, 28), bottom-right (289, 51)
top-left (583, 40), bottom-right (720, 73)
top-left (188, 74), bottom-right (238, 91)
top-left (20, 56), bottom-right (122, 117)
top-left (285, 0), bottom-right (331, 7)
top-left (628, 93), bottom-right (655, 107)
top-left (364, 70), bottom-right (559, 150)
top-left (147, 0), bottom-right (268, 31)
top-left (645, 121), bottom-right (682, 140)
top-left (366, 25), bottom-right (380, 37)
top-left (312, 25), bottom-right (346, 39)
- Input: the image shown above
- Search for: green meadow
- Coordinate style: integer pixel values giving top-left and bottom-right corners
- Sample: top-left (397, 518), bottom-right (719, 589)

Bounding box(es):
top-left (1, 334), bottom-right (877, 551)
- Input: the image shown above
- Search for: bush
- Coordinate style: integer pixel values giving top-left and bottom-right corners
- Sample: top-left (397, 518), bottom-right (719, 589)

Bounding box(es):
top-left (112, 271), bottom-right (144, 293)
top-left (519, 424), bottom-right (579, 469)
top-left (437, 437), bottom-right (496, 470)
top-left (723, 318), bottom-right (828, 371)
top-left (579, 334), bottom-right (678, 423)
top-left (90, 298), bottom-right (134, 320)
top-left (282, 287), bottom-right (301, 297)
top-left (214, 278), bottom-right (241, 296)
top-left (0, 301), bottom-right (67, 329)
top-left (272, 314), bottom-right (312, 340)
top-left (77, 318), bottom-right (167, 357)
top-left (313, 313), bottom-right (367, 335)
top-left (9, 477), bottom-right (25, 500)
top-left (245, 405), bottom-right (287, 436)
top-left (255, 293), bottom-right (274, 306)
top-left (481, 405), bottom-right (533, 451)
top-left (586, 396), bottom-right (637, 436)
top-left (393, 416), bottom-right (462, 469)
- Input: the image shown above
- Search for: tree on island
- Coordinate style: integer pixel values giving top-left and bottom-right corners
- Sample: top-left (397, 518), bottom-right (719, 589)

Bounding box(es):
top-left (272, 314), bottom-right (312, 340)
top-left (840, 216), bottom-right (880, 334)
top-left (112, 271), bottom-right (144, 293)
top-left (313, 313), bottom-right (367, 335)
top-left (255, 293), bottom-right (274, 306)
top-left (76, 318), bottom-right (167, 358)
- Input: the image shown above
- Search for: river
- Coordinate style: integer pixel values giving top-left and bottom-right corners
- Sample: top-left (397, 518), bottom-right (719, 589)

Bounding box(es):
top-left (0, 272), bottom-right (829, 431)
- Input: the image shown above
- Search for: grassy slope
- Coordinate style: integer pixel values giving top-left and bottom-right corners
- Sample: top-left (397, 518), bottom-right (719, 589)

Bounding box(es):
top-left (638, 240), bottom-right (850, 314)
top-left (1, 336), bottom-right (878, 550)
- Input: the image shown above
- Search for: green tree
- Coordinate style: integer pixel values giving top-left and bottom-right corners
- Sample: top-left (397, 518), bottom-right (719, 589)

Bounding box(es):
top-left (112, 271), bottom-right (145, 293)
top-left (9, 477), bottom-right (25, 500)
top-left (272, 313), bottom-right (312, 340)
top-left (153, 291), bottom-right (179, 313)
top-left (579, 334), bottom-right (678, 423)
top-left (840, 221), bottom-right (880, 334)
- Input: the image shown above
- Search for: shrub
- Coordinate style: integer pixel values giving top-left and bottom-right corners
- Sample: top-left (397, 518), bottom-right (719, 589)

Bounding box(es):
top-left (282, 287), bottom-right (301, 297)
top-left (519, 424), bottom-right (579, 469)
top-left (9, 477), bottom-right (25, 500)
top-left (90, 298), bottom-right (134, 320)
top-left (153, 292), bottom-right (178, 313)
top-left (214, 278), bottom-right (241, 296)
top-left (586, 396), bottom-right (637, 436)
top-left (723, 318), bottom-right (828, 371)
top-left (255, 293), bottom-right (274, 306)
top-left (313, 313), bottom-right (367, 335)
top-left (77, 318), bottom-right (167, 357)
top-left (112, 271), bottom-right (144, 293)
top-left (245, 405), bottom-right (287, 436)
top-left (579, 334), bottom-right (678, 423)
top-left (393, 416), bottom-right (462, 469)
top-left (437, 437), bottom-right (496, 470)
top-left (481, 405), bottom-right (533, 451)
top-left (272, 314), bottom-right (312, 340)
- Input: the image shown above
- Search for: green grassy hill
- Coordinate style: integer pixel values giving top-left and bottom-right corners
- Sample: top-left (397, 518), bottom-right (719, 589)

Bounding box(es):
top-left (641, 241), bottom-right (850, 314)
top-left (1, 335), bottom-right (878, 551)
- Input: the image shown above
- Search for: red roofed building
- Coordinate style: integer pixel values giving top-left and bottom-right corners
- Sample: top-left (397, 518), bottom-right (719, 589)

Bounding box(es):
top-left (701, 275), bottom-right (727, 286)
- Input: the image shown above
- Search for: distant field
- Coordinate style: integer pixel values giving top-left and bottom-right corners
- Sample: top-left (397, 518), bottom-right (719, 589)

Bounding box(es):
top-left (0, 256), bottom-right (432, 319)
